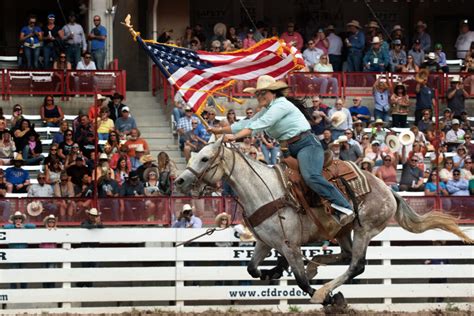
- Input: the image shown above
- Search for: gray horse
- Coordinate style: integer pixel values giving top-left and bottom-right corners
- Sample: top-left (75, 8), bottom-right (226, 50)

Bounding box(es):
top-left (175, 137), bottom-right (472, 305)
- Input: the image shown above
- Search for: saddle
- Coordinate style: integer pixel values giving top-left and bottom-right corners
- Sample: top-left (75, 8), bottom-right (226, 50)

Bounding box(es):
top-left (276, 151), bottom-right (369, 238)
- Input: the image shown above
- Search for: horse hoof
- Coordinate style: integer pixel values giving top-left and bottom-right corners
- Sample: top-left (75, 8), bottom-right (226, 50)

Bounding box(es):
top-left (332, 292), bottom-right (347, 307)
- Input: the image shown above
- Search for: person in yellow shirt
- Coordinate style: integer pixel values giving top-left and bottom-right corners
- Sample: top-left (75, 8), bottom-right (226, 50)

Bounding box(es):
top-left (96, 106), bottom-right (114, 140)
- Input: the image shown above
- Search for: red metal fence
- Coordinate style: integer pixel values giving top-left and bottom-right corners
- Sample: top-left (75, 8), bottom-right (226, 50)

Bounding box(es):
top-left (2, 69), bottom-right (126, 100)
top-left (2, 196), bottom-right (472, 227)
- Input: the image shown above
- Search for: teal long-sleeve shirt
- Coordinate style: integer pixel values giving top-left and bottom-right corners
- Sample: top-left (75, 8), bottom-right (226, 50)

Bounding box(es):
top-left (230, 97), bottom-right (310, 141)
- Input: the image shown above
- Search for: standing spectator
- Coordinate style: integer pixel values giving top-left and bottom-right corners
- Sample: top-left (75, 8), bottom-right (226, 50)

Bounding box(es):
top-left (172, 204), bottom-right (202, 228)
top-left (364, 21), bottom-right (380, 49)
top-left (326, 25), bottom-right (343, 71)
top-left (242, 29), bottom-right (256, 49)
top-left (446, 169), bottom-right (469, 196)
top-left (27, 173), bottom-right (53, 197)
top-left (61, 12), bottom-right (87, 68)
top-left (399, 155), bottom-right (425, 192)
top-left (115, 106), bottom-right (137, 137)
top-left (447, 76), bottom-right (468, 118)
top-left (390, 25), bottom-right (407, 50)
top-left (40, 95), bottom-right (64, 127)
top-left (54, 171), bottom-right (75, 220)
top-left (259, 132), bottom-right (280, 166)
top-left (389, 39), bottom-right (407, 73)
top-left (413, 21), bottom-right (431, 52)
top-left (125, 128), bottom-right (150, 157)
top-left (20, 15), bottom-right (43, 69)
top-left (349, 97), bottom-right (371, 127)
top-left (373, 78), bottom-right (391, 122)
top-left (5, 153), bottom-right (30, 193)
top-left (280, 22), bottom-right (304, 51)
top-left (363, 37), bottom-right (389, 72)
top-left (312, 28), bottom-right (329, 55)
top-left (390, 83), bottom-right (410, 128)
top-left (42, 14), bottom-right (63, 69)
top-left (328, 98), bottom-right (352, 139)
top-left (157, 151), bottom-right (177, 195)
top-left (408, 40), bottom-right (425, 67)
top-left (40, 214), bottom-right (59, 288)
top-left (303, 40), bottom-right (324, 71)
top-left (345, 20), bottom-right (365, 72)
top-left (455, 20), bottom-right (474, 59)
top-left (88, 15), bottom-right (107, 70)
top-left (177, 106), bottom-right (195, 148)
top-left (107, 93), bottom-right (127, 122)
top-left (79, 208), bottom-right (103, 287)
top-left (415, 79), bottom-right (435, 126)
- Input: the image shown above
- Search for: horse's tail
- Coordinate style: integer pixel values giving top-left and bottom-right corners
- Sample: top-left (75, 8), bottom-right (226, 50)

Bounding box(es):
top-left (392, 191), bottom-right (473, 243)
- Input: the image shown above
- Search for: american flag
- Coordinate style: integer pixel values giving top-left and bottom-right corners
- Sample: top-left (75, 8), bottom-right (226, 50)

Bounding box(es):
top-left (137, 36), bottom-right (304, 112)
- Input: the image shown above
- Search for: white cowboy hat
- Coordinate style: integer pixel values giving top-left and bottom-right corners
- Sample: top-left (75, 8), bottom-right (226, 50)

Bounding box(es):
top-left (337, 135), bottom-right (349, 143)
top-left (346, 20), bottom-right (362, 29)
top-left (371, 36), bottom-right (381, 44)
top-left (361, 157), bottom-right (375, 167)
top-left (99, 153), bottom-right (108, 160)
top-left (9, 211), bottom-right (26, 222)
top-left (43, 214), bottom-right (57, 226)
top-left (182, 204), bottom-right (193, 212)
top-left (140, 154), bottom-right (156, 164)
top-left (374, 118), bottom-right (385, 126)
top-left (135, 144), bottom-right (145, 152)
top-left (330, 111), bottom-right (347, 128)
top-left (427, 52), bottom-right (436, 60)
top-left (27, 201), bottom-right (44, 217)
top-left (96, 94), bottom-right (106, 100)
top-left (416, 20), bottom-right (427, 29)
top-left (365, 21), bottom-right (380, 29)
top-left (399, 130), bottom-right (415, 146)
top-left (243, 75), bottom-right (289, 94)
top-left (386, 135), bottom-right (401, 152)
top-left (215, 212), bottom-right (231, 227)
top-left (86, 208), bottom-right (101, 216)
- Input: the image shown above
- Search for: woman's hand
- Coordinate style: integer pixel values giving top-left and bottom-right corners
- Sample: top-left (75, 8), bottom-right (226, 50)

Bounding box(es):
top-left (207, 126), bottom-right (219, 134)
top-left (223, 134), bottom-right (236, 142)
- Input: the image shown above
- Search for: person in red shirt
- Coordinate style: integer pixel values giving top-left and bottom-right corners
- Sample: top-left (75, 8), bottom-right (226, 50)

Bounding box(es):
top-left (280, 22), bottom-right (304, 51)
top-left (124, 128), bottom-right (149, 157)
top-left (88, 94), bottom-right (107, 121)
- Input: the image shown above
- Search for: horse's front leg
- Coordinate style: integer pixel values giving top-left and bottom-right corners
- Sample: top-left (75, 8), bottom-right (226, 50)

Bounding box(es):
top-left (247, 240), bottom-right (271, 279)
top-left (279, 244), bottom-right (315, 297)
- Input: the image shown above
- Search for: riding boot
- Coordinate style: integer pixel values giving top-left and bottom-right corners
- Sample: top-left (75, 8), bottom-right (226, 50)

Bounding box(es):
top-left (331, 204), bottom-right (355, 226)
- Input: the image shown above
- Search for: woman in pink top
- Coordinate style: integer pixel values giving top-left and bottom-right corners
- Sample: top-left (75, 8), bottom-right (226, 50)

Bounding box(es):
top-left (243, 29), bottom-right (257, 49)
top-left (375, 154), bottom-right (399, 191)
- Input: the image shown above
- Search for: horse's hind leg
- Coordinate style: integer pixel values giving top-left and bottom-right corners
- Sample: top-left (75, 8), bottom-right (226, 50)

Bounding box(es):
top-left (247, 240), bottom-right (272, 279)
top-left (310, 229), bottom-right (371, 304)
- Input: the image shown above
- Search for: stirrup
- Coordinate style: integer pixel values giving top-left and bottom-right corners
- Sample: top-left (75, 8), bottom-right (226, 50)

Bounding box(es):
top-left (331, 203), bottom-right (353, 215)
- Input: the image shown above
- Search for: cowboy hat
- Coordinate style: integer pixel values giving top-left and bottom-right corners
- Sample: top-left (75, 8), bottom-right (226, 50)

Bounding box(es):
top-left (143, 166), bottom-right (159, 181)
top-left (399, 130), bottom-right (415, 146)
top-left (140, 154), bottom-right (156, 164)
top-left (9, 211), bottom-right (26, 222)
top-left (374, 118), bottom-right (385, 126)
top-left (182, 204), bottom-right (193, 212)
top-left (86, 208), bottom-right (101, 216)
top-left (392, 25), bottom-right (404, 32)
top-left (43, 214), bottom-right (57, 226)
top-left (371, 36), bottom-right (381, 44)
top-left (27, 201), bottom-right (44, 217)
top-left (427, 52), bottom-right (436, 60)
top-left (330, 111), bottom-right (347, 128)
top-left (96, 94), bottom-right (106, 100)
top-left (416, 20), bottom-right (427, 29)
top-left (99, 153), bottom-right (108, 160)
top-left (346, 20), bottom-right (362, 29)
top-left (361, 157), bottom-right (375, 167)
top-left (243, 75), bottom-right (288, 94)
top-left (386, 135), bottom-right (401, 152)
top-left (337, 135), bottom-right (349, 143)
top-left (215, 212), bottom-right (231, 227)
top-left (353, 120), bottom-right (363, 125)
top-left (365, 21), bottom-right (380, 29)
top-left (325, 25), bottom-right (335, 31)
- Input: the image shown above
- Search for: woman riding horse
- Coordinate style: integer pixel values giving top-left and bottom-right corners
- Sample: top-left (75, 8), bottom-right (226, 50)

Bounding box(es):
top-left (208, 75), bottom-right (354, 226)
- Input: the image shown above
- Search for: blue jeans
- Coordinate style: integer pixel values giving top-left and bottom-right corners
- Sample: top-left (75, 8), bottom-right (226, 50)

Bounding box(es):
top-left (92, 48), bottom-right (106, 70)
top-left (374, 108), bottom-right (389, 122)
top-left (329, 54), bottom-right (342, 72)
top-left (98, 133), bottom-right (109, 141)
top-left (172, 107), bottom-right (184, 125)
top-left (22, 146), bottom-right (44, 165)
top-left (66, 44), bottom-right (82, 68)
top-left (24, 47), bottom-right (40, 69)
top-left (331, 129), bottom-right (345, 141)
top-left (260, 144), bottom-right (280, 165)
top-left (288, 133), bottom-right (352, 209)
top-left (43, 44), bottom-right (56, 69)
top-left (347, 51), bottom-right (363, 72)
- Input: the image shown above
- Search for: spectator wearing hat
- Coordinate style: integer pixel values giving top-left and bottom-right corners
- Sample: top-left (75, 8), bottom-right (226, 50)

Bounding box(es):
top-left (389, 39), bottom-right (407, 73)
top-left (364, 21), bottom-right (380, 49)
top-left (390, 25), bottom-right (407, 50)
top-left (172, 204), bottom-right (202, 228)
top-left (87, 94), bottom-right (107, 122)
top-left (447, 77), bottom-right (468, 118)
top-left (5, 153), bottom-right (30, 193)
top-left (360, 157), bottom-right (375, 173)
top-left (453, 144), bottom-right (469, 169)
top-left (78, 207), bottom-right (104, 286)
top-left (415, 78), bottom-right (435, 126)
top-left (349, 97), bottom-right (371, 127)
top-left (373, 77), bottom-right (391, 122)
top-left (94, 152), bottom-right (114, 180)
top-left (96, 106), bottom-right (114, 141)
top-left (281, 22), bottom-right (304, 50)
top-left (421, 52), bottom-right (441, 73)
top-left (413, 21), bottom-right (431, 52)
top-left (399, 154), bottom-right (425, 192)
top-left (107, 93), bottom-right (127, 122)
top-left (338, 135), bottom-right (362, 164)
top-left (433, 43), bottom-right (449, 73)
top-left (363, 36), bottom-right (389, 72)
top-left (345, 20), bottom-right (365, 72)
top-left (42, 14), bottom-right (63, 69)
top-left (125, 128), bottom-right (149, 157)
top-left (366, 140), bottom-right (384, 167)
top-left (455, 20), bottom-right (474, 59)
top-left (40, 214), bottom-right (59, 288)
top-left (115, 106), bottom-right (137, 136)
top-left (408, 40), bottom-right (425, 67)
top-left (130, 144), bottom-right (144, 171)
top-left (390, 83), bottom-right (410, 128)
top-left (446, 119), bottom-right (465, 150)
top-left (137, 154), bottom-right (157, 182)
top-left (88, 15), bottom-right (107, 70)
top-left (325, 25), bottom-right (343, 71)
top-left (119, 170), bottom-right (145, 220)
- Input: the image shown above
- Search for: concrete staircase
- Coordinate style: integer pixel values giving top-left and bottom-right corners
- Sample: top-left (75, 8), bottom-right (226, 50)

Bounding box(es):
top-left (126, 91), bottom-right (187, 172)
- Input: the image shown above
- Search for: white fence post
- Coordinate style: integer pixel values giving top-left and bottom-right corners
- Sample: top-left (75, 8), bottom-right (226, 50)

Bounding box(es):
top-left (382, 240), bottom-right (392, 305)
top-left (62, 242), bottom-right (72, 309)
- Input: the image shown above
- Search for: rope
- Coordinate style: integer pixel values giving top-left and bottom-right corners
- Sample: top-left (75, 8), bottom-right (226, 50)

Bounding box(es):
top-left (363, 0), bottom-right (393, 42)
top-left (239, 0), bottom-right (258, 31)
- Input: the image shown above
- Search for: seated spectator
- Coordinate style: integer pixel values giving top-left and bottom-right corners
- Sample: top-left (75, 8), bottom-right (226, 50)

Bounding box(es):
top-left (64, 143), bottom-right (83, 169)
top-left (0, 132), bottom-right (16, 165)
top-left (76, 51), bottom-right (96, 70)
top-left (460, 111), bottom-right (471, 131)
top-left (74, 114), bottom-right (93, 145)
top-left (411, 125), bottom-right (427, 144)
top-left (303, 40), bottom-right (324, 71)
top-left (390, 83), bottom-right (410, 128)
top-left (76, 174), bottom-right (94, 204)
top-left (137, 154), bottom-right (157, 182)
top-left (45, 158), bottom-right (63, 185)
top-left (206, 108), bottom-right (220, 127)
top-left (408, 40), bottom-right (425, 67)
top-left (53, 171), bottom-right (76, 220)
top-left (157, 151), bottom-right (177, 195)
top-left (105, 131), bottom-right (120, 156)
top-left (445, 119), bottom-right (465, 151)
top-left (439, 157), bottom-right (455, 183)
top-left (130, 144), bottom-right (144, 171)
top-left (12, 118), bottom-right (32, 157)
top-left (389, 39), bottom-right (407, 73)
top-left (97, 172), bottom-right (120, 198)
top-left (67, 156), bottom-right (90, 190)
top-left (320, 129), bottom-right (332, 150)
top-left (402, 55), bottom-right (419, 73)
top-left (464, 132), bottom-right (474, 156)
top-left (96, 106), bottom-right (114, 141)
top-left (24, 130), bottom-right (44, 165)
top-left (40, 95), bottom-right (64, 127)
top-left (220, 109), bottom-right (239, 127)
top-left (349, 97), bottom-right (371, 126)
top-left (328, 98), bottom-right (352, 139)
top-left (53, 52), bottom-right (72, 70)
top-left (439, 109), bottom-right (453, 133)
top-left (114, 155), bottom-right (129, 186)
top-left (446, 169), bottom-right (469, 196)
top-left (352, 122), bottom-right (365, 144)
top-left (338, 135), bottom-right (362, 163)
top-left (434, 43), bottom-right (449, 73)
top-left (360, 157), bottom-right (374, 173)
top-left (421, 52), bottom-right (441, 72)
top-left (79, 132), bottom-right (95, 160)
top-left (52, 121), bottom-right (70, 145)
top-left (424, 170), bottom-right (449, 196)
top-left (125, 128), bottom-right (149, 157)
top-left (375, 154), bottom-right (399, 191)
top-left (94, 153), bottom-right (114, 180)
top-left (314, 54), bottom-right (339, 95)
top-left (407, 141), bottom-right (427, 172)
top-left (10, 104), bottom-right (24, 130)
top-left (143, 167), bottom-right (162, 196)
top-left (373, 78), bottom-right (391, 122)
top-left (183, 119), bottom-right (207, 162)
top-left (107, 93), bottom-right (127, 122)
top-left (172, 204), bottom-right (202, 228)
top-left (453, 144), bottom-right (469, 168)
top-left (399, 155), bottom-right (425, 192)
top-left (462, 156), bottom-right (473, 180)
top-left (115, 106), bottom-right (136, 137)
top-left (87, 95), bottom-right (106, 122)
top-left (110, 144), bottom-right (132, 170)
top-left (119, 170), bottom-right (145, 220)
top-left (27, 173), bottom-right (53, 197)
top-left (5, 154), bottom-right (30, 193)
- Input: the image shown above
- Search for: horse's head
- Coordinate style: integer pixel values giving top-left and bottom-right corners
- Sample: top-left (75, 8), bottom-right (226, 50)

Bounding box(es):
top-left (175, 136), bottom-right (227, 194)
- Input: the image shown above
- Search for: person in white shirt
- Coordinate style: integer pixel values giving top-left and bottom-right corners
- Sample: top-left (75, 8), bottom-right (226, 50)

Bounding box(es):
top-left (455, 20), bottom-right (474, 59)
top-left (325, 25), bottom-right (343, 71)
top-left (445, 119), bottom-right (465, 146)
top-left (302, 40), bottom-right (324, 71)
top-left (76, 52), bottom-right (97, 70)
top-left (75, 52), bottom-right (97, 92)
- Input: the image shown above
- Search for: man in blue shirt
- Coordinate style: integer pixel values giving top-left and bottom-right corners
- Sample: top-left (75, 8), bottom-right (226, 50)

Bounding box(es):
top-left (363, 37), bottom-right (389, 72)
top-left (5, 154), bottom-right (30, 193)
top-left (415, 81), bottom-right (434, 126)
top-left (20, 15), bottom-right (43, 69)
top-left (88, 15), bottom-right (107, 69)
top-left (349, 97), bottom-right (371, 126)
top-left (345, 20), bottom-right (365, 72)
top-left (172, 204), bottom-right (202, 228)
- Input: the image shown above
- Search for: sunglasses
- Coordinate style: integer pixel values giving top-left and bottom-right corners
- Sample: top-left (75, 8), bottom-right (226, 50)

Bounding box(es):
top-left (85, 56), bottom-right (91, 59)
top-left (411, 159), bottom-right (418, 162)
top-left (47, 99), bottom-right (53, 101)
top-left (50, 148), bottom-right (57, 151)
top-left (384, 159), bottom-right (391, 162)
top-left (246, 112), bottom-right (253, 114)
top-left (60, 56), bottom-right (66, 58)
top-left (149, 172), bottom-right (157, 176)
top-left (453, 173), bottom-right (461, 176)
top-left (38, 177), bottom-right (46, 180)
top-left (255, 90), bottom-right (269, 97)
top-left (249, 152), bottom-right (257, 155)
top-left (66, 134), bottom-right (73, 136)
